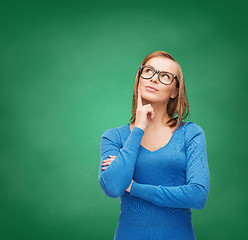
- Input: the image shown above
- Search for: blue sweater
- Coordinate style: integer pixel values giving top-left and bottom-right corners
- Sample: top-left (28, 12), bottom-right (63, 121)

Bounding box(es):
top-left (99, 121), bottom-right (210, 240)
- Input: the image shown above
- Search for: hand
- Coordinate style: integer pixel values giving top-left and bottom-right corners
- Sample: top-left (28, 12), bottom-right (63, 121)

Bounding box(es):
top-left (101, 155), bottom-right (117, 170)
top-left (135, 88), bottom-right (155, 131)
top-left (126, 179), bottom-right (134, 192)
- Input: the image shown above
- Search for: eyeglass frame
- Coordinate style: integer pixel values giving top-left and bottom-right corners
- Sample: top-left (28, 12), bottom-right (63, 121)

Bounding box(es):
top-left (138, 65), bottom-right (179, 88)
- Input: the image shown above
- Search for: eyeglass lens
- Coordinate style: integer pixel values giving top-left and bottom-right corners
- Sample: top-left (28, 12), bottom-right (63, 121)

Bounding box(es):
top-left (141, 66), bottom-right (174, 84)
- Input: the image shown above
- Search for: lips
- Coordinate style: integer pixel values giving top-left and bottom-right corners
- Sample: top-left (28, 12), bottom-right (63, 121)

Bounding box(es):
top-left (146, 86), bottom-right (159, 91)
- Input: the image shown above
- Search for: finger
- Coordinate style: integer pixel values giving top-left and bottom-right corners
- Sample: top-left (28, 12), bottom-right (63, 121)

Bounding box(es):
top-left (103, 160), bottom-right (113, 164)
top-left (148, 114), bottom-right (153, 122)
top-left (150, 110), bottom-right (155, 121)
top-left (109, 155), bottom-right (117, 158)
top-left (103, 156), bottom-right (115, 161)
top-left (149, 111), bottom-right (155, 121)
top-left (137, 88), bottom-right (143, 108)
top-left (104, 158), bottom-right (115, 162)
top-left (102, 159), bottom-right (114, 166)
top-left (102, 162), bottom-right (110, 166)
top-left (102, 167), bottom-right (107, 170)
top-left (147, 107), bottom-right (155, 121)
top-left (144, 103), bottom-right (152, 107)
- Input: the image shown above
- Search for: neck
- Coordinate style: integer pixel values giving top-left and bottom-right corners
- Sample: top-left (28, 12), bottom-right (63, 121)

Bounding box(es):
top-left (142, 99), bottom-right (171, 127)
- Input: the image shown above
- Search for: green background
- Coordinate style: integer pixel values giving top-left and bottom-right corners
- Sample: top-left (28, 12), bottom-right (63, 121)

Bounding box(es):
top-left (1, 0), bottom-right (248, 239)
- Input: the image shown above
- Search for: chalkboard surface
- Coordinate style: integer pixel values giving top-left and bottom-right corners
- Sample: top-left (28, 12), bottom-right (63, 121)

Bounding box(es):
top-left (0, 1), bottom-right (247, 240)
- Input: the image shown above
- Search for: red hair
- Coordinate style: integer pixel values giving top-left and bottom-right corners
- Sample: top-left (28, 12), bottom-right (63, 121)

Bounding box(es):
top-left (129, 51), bottom-right (189, 132)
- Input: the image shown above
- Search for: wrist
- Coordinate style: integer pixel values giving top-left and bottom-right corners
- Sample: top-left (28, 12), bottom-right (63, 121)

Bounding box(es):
top-left (134, 125), bottom-right (145, 131)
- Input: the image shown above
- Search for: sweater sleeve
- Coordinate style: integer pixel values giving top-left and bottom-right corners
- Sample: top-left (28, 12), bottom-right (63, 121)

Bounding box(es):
top-left (99, 126), bottom-right (144, 199)
top-left (129, 123), bottom-right (210, 210)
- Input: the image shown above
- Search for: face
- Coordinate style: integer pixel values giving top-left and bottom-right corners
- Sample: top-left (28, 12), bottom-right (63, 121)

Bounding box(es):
top-left (138, 57), bottom-right (179, 104)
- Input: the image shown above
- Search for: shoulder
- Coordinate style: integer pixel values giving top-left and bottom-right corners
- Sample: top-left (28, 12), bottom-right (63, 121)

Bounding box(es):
top-left (101, 124), bottom-right (127, 141)
top-left (183, 121), bottom-right (205, 134)
top-left (183, 121), bottom-right (206, 146)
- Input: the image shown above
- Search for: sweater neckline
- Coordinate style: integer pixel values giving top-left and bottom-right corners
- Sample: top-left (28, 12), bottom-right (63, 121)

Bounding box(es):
top-left (126, 122), bottom-right (182, 153)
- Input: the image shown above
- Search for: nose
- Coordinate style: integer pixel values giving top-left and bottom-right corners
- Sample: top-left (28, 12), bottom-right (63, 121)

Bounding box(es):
top-left (151, 72), bottom-right (159, 83)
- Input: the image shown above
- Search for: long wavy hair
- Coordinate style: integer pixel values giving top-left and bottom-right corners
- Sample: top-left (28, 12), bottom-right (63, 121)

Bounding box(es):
top-left (129, 51), bottom-right (190, 133)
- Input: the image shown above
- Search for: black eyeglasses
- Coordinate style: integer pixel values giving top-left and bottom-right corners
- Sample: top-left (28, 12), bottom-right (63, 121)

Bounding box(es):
top-left (139, 65), bottom-right (179, 88)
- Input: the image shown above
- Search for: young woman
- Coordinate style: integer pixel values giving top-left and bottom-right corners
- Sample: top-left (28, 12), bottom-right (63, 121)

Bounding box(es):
top-left (99, 50), bottom-right (210, 240)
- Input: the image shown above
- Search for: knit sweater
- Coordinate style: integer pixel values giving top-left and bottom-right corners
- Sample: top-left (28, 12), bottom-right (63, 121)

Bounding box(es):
top-left (99, 121), bottom-right (210, 240)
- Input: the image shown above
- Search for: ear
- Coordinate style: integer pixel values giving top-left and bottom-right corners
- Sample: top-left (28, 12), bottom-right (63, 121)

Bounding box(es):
top-left (170, 87), bottom-right (179, 99)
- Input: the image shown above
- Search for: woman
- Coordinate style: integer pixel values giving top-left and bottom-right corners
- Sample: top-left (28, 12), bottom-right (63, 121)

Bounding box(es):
top-left (99, 50), bottom-right (210, 240)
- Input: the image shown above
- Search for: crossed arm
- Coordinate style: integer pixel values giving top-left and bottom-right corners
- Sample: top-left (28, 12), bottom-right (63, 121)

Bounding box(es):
top-left (99, 123), bottom-right (210, 209)
top-left (99, 126), bottom-right (144, 198)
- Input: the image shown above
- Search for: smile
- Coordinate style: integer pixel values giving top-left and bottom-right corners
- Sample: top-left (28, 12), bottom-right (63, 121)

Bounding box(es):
top-left (145, 86), bottom-right (158, 92)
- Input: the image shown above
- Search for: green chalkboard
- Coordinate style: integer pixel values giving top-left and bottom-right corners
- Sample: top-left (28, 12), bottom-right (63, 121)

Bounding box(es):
top-left (0, 0), bottom-right (248, 240)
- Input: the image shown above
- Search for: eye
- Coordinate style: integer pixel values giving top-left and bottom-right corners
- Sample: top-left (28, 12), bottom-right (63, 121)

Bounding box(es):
top-left (161, 73), bottom-right (170, 79)
top-left (145, 68), bottom-right (153, 73)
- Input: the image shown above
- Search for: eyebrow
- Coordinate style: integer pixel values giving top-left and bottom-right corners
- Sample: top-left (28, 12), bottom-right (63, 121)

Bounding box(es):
top-left (146, 64), bottom-right (168, 72)
top-left (147, 64), bottom-right (155, 68)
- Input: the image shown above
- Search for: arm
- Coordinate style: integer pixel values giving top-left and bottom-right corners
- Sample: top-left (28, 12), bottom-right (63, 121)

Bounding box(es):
top-left (99, 126), bottom-right (144, 199)
top-left (129, 123), bottom-right (210, 210)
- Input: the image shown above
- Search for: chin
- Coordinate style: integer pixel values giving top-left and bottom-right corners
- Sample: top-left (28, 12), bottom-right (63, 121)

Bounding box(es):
top-left (141, 91), bottom-right (159, 101)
